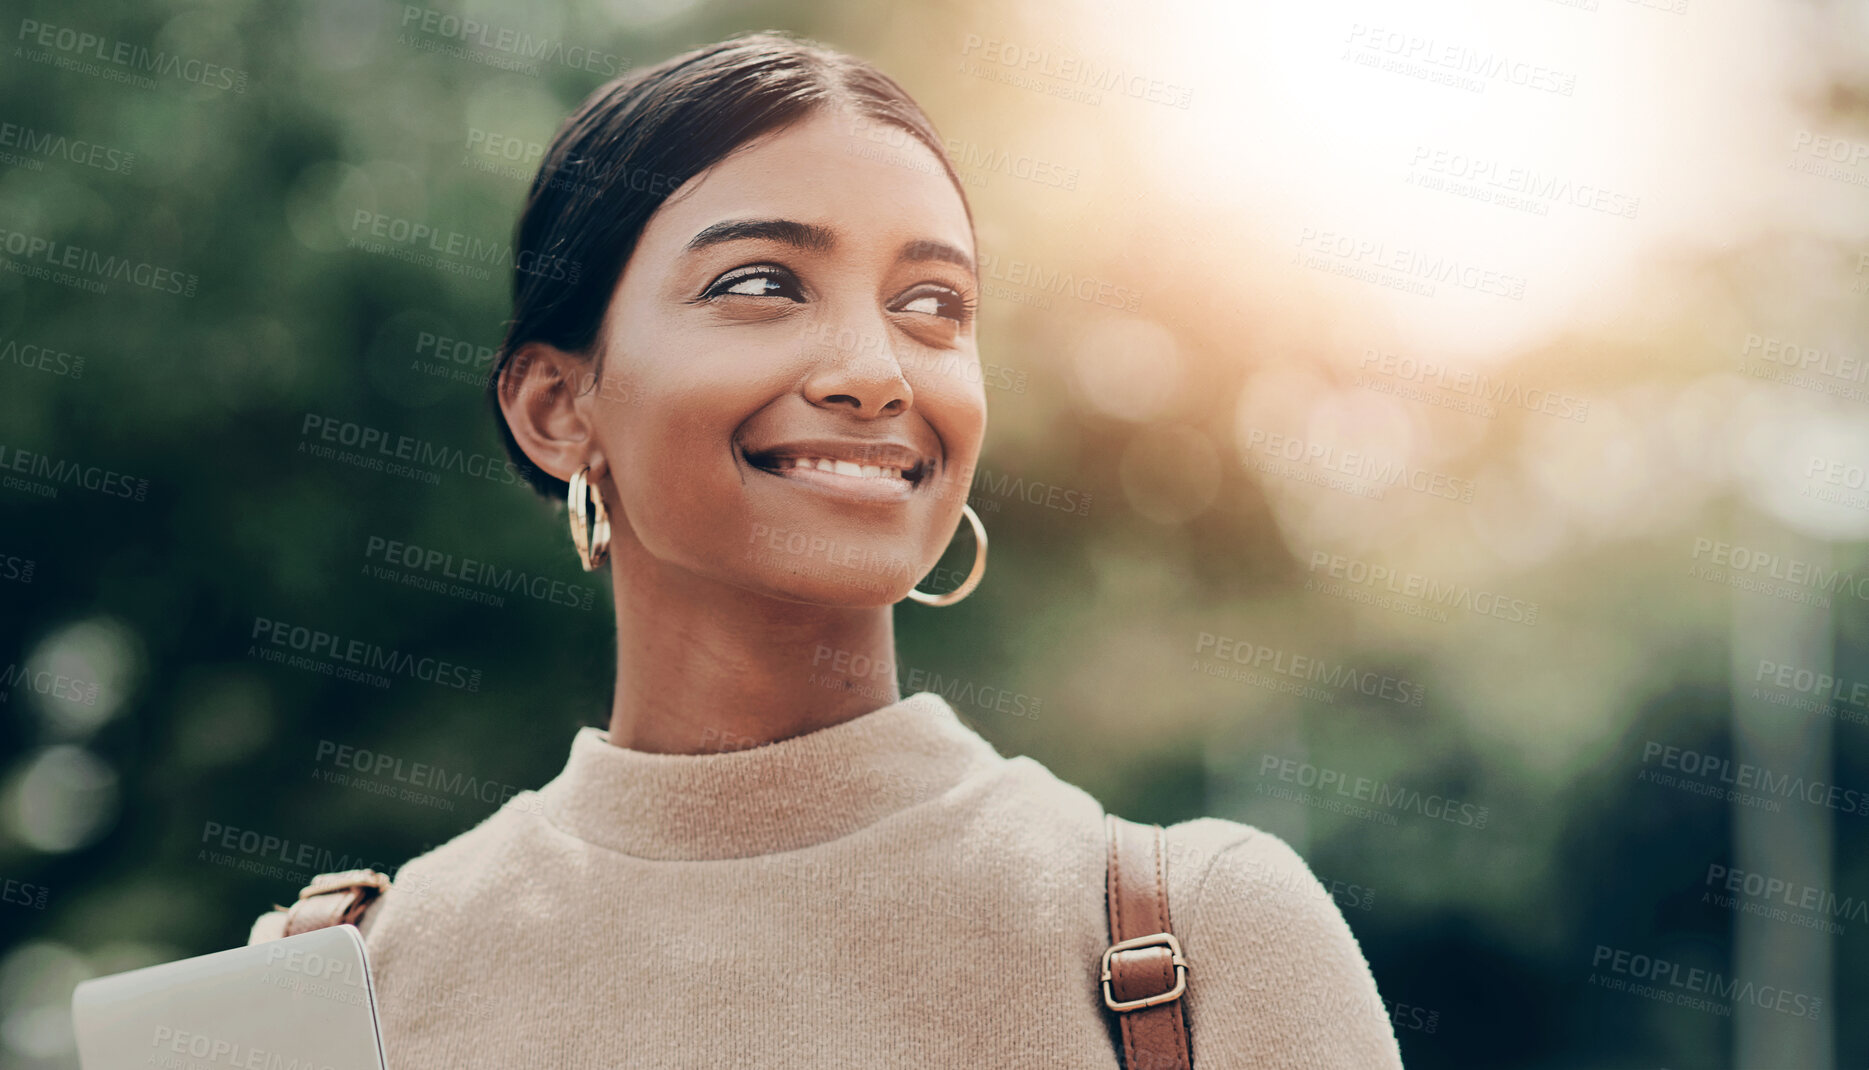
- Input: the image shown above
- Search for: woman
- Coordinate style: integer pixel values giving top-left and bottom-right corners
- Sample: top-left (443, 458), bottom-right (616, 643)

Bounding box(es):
top-left (249, 32), bottom-right (1403, 1068)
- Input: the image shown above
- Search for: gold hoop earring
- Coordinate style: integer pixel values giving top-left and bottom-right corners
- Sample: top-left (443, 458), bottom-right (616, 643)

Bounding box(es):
top-left (907, 503), bottom-right (987, 607)
top-left (568, 466), bottom-right (611, 571)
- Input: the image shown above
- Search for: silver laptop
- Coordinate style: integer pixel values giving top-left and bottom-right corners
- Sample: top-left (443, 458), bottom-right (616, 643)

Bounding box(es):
top-left (71, 924), bottom-right (388, 1070)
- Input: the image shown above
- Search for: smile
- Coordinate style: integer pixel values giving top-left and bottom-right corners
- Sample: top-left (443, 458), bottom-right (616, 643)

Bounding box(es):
top-left (765, 456), bottom-right (912, 481)
top-left (742, 440), bottom-right (933, 501)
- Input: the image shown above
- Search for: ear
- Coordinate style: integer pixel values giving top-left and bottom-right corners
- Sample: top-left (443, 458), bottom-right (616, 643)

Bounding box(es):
top-left (497, 342), bottom-right (606, 484)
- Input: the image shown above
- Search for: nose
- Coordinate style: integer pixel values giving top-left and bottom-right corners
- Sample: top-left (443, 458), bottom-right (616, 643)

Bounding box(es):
top-left (802, 321), bottom-right (913, 418)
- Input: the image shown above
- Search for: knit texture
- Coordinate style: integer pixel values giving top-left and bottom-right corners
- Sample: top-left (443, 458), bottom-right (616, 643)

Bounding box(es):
top-left (249, 692), bottom-right (1403, 1068)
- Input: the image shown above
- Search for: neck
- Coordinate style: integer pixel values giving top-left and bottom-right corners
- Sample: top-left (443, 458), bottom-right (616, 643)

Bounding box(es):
top-left (603, 538), bottom-right (903, 755)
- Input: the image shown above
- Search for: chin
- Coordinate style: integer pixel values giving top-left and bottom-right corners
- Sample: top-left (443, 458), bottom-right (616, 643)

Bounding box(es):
top-left (733, 538), bottom-right (924, 608)
top-left (743, 570), bottom-right (913, 609)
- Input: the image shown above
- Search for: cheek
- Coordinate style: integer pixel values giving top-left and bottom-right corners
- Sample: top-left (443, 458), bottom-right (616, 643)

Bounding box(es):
top-left (593, 330), bottom-right (796, 544)
top-left (607, 386), bottom-right (739, 517)
top-left (914, 373), bottom-right (988, 485)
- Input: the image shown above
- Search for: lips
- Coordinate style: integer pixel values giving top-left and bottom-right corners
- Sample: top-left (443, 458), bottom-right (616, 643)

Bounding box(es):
top-left (736, 433), bottom-right (941, 505)
top-left (743, 440), bottom-right (931, 485)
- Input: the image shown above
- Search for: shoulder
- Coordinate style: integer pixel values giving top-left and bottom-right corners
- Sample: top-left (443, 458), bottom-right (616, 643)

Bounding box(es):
top-left (245, 791), bottom-right (550, 948)
top-left (244, 867), bottom-right (395, 947)
top-left (1161, 818), bottom-right (1404, 1069)
top-left (964, 754), bottom-right (1401, 1064)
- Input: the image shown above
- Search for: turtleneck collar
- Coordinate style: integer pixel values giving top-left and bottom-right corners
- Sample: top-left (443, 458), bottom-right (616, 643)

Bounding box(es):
top-left (536, 691), bottom-right (1001, 861)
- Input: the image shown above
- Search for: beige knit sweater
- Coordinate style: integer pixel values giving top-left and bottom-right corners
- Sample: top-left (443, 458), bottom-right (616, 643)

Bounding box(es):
top-left (249, 692), bottom-right (1403, 1068)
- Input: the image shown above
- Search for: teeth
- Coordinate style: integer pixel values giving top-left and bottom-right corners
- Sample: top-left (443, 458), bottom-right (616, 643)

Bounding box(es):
top-left (769, 455), bottom-right (912, 480)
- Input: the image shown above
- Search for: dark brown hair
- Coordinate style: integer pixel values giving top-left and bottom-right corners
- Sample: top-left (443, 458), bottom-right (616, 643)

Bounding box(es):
top-left (490, 30), bottom-right (973, 500)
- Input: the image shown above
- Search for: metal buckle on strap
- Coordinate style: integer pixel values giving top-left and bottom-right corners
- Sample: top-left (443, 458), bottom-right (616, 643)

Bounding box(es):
top-left (1100, 932), bottom-right (1189, 1012)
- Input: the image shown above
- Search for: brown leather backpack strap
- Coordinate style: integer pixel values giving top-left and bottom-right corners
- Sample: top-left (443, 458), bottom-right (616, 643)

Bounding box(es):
top-left (280, 869), bottom-right (392, 937)
top-left (1102, 814), bottom-right (1193, 1070)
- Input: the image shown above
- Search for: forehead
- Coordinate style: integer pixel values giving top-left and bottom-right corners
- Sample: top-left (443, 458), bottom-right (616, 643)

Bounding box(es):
top-left (638, 108), bottom-right (975, 259)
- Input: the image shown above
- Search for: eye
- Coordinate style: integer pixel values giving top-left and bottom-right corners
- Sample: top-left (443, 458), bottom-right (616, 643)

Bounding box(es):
top-left (890, 284), bottom-right (974, 324)
top-left (702, 264), bottom-right (805, 301)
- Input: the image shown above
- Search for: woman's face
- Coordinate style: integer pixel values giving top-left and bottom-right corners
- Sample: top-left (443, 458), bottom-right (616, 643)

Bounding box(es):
top-left (587, 108), bottom-right (985, 607)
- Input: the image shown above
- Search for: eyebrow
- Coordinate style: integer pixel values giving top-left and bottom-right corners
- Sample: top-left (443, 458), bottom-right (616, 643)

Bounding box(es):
top-left (684, 218), bottom-right (976, 277)
top-left (899, 238), bottom-right (976, 277)
top-left (686, 219), bottom-right (834, 253)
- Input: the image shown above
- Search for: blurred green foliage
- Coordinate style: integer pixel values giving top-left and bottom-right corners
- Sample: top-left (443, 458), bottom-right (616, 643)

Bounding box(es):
top-left (4, 1), bottom-right (1868, 1068)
